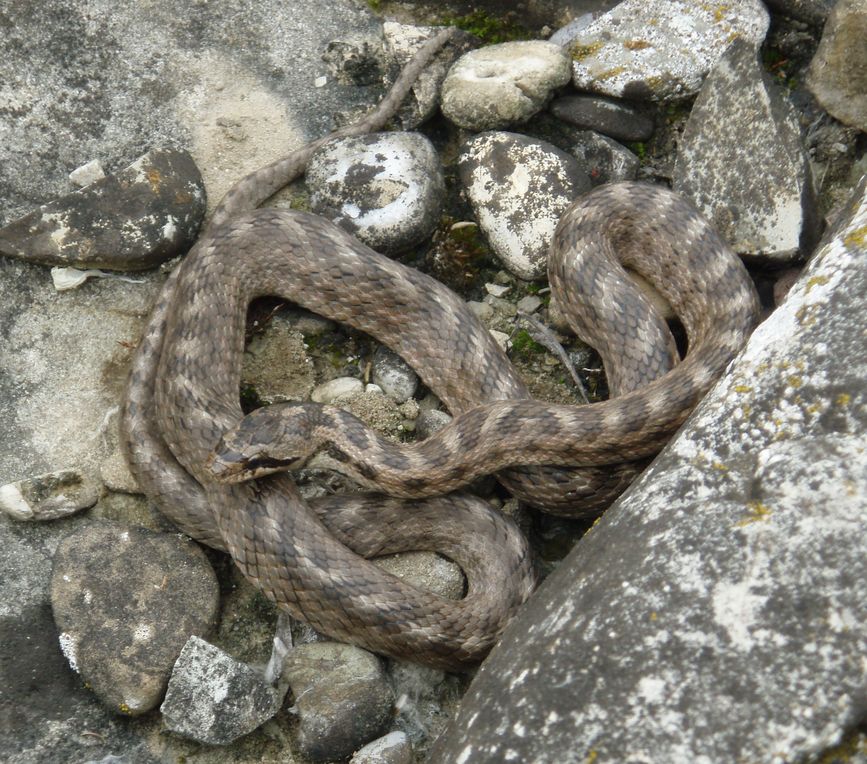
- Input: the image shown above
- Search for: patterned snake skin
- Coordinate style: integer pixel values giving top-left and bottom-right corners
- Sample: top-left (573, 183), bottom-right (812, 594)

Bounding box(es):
top-left (120, 28), bottom-right (761, 669)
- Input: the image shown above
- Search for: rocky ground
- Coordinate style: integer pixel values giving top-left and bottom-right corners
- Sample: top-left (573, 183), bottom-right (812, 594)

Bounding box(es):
top-left (1, 1), bottom-right (865, 763)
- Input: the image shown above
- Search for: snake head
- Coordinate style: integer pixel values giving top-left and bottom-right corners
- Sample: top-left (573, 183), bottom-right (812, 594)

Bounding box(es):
top-left (208, 403), bottom-right (315, 483)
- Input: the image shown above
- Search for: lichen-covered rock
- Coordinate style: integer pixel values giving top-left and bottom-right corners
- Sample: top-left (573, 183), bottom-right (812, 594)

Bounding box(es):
top-left (567, 0), bottom-right (769, 101)
top-left (50, 523), bottom-right (219, 716)
top-left (307, 132), bottom-right (444, 254)
top-left (160, 636), bottom-right (281, 744)
top-left (441, 41), bottom-right (572, 131)
top-left (283, 642), bottom-right (394, 762)
top-left (458, 132), bottom-right (591, 280)
top-left (429, 175), bottom-right (867, 763)
top-left (673, 40), bottom-right (818, 263)
top-left (0, 148), bottom-right (205, 271)
top-left (806, 0), bottom-right (867, 132)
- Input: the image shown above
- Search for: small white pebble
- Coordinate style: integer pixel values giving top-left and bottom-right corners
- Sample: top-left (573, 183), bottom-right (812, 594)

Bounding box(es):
top-left (314, 75), bottom-right (327, 88)
top-left (68, 158), bottom-right (105, 187)
top-left (485, 282), bottom-right (511, 297)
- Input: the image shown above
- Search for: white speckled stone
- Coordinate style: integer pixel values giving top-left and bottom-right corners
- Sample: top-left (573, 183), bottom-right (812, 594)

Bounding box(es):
top-left (307, 131), bottom-right (445, 254)
top-left (458, 132), bottom-right (591, 280)
top-left (441, 41), bottom-right (572, 131)
top-left (567, 0), bottom-right (769, 101)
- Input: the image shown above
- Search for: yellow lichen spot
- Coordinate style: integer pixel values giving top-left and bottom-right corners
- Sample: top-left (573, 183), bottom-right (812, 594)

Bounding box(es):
top-left (572, 40), bottom-right (604, 60)
top-left (836, 393), bottom-right (851, 406)
top-left (712, 461), bottom-right (729, 472)
top-left (586, 751), bottom-right (599, 764)
top-left (624, 39), bottom-right (651, 51)
top-left (118, 702), bottom-right (132, 715)
top-left (733, 384), bottom-right (753, 394)
top-left (146, 168), bottom-right (162, 192)
top-left (795, 304), bottom-right (819, 327)
top-left (843, 225), bottom-right (867, 249)
top-left (650, 611), bottom-right (658, 621)
top-left (736, 500), bottom-right (772, 527)
top-left (596, 66), bottom-right (627, 81)
top-left (787, 375), bottom-right (803, 388)
top-left (806, 403), bottom-right (822, 415)
top-left (741, 404), bottom-right (752, 417)
top-left (805, 275), bottom-right (829, 292)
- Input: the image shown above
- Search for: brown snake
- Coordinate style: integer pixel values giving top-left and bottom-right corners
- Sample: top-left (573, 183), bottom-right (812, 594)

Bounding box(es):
top-left (120, 28), bottom-right (761, 670)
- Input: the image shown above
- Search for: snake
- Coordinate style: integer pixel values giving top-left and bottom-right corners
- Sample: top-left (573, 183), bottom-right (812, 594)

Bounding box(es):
top-left (116, 26), bottom-right (761, 670)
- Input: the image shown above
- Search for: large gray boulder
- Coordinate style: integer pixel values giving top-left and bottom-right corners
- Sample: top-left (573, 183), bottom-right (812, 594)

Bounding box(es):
top-left (429, 176), bottom-right (867, 763)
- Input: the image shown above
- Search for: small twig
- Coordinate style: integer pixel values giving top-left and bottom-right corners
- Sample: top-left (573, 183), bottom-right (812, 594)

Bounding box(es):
top-left (515, 311), bottom-right (590, 404)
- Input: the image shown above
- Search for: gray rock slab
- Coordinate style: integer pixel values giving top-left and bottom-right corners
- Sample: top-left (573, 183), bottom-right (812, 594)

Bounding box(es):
top-left (568, 0), bottom-right (769, 101)
top-left (428, 174), bottom-right (867, 763)
top-left (458, 132), bottom-right (591, 280)
top-left (350, 731), bottom-right (414, 764)
top-left (160, 636), bottom-right (281, 745)
top-left (441, 41), bottom-right (572, 131)
top-left (0, 148), bottom-right (205, 271)
top-left (806, 0), bottom-right (867, 132)
top-left (50, 522), bottom-right (219, 715)
top-left (307, 132), bottom-right (445, 254)
top-left (673, 40), bottom-right (819, 263)
top-left (283, 642), bottom-right (394, 762)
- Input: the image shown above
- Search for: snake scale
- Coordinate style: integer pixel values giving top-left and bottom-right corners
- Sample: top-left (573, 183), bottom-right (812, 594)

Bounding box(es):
top-left (120, 27), bottom-right (761, 669)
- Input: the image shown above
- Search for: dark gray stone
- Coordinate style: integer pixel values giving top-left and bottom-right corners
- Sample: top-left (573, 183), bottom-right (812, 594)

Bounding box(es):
top-left (428, 175), bottom-right (867, 763)
top-left (765, 0), bottom-right (835, 25)
top-left (569, 130), bottom-right (639, 185)
top-left (806, 0), bottom-right (867, 132)
top-left (307, 132), bottom-right (445, 254)
top-left (371, 346), bottom-right (418, 403)
top-left (458, 132), bottom-right (591, 280)
top-left (569, 0), bottom-right (769, 101)
top-left (0, 149), bottom-right (205, 271)
top-left (160, 636), bottom-right (281, 745)
top-left (50, 522), bottom-right (219, 715)
top-left (549, 95), bottom-right (654, 142)
top-left (673, 40), bottom-right (819, 263)
top-left (283, 642), bottom-right (394, 762)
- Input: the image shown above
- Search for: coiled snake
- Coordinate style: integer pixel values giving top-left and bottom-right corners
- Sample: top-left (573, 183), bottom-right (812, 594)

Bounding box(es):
top-left (119, 28), bottom-right (761, 669)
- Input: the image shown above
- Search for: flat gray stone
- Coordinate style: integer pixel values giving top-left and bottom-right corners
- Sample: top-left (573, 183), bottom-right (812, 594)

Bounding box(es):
top-left (806, 0), bottom-right (867, 132)
top-left (283, 642), bottom-right (394, 762)
top-left (441, 41), bottom-right (572, 131)
top-left (458, 132), bottom-right (591, 280)
top-left (568, 0), bottom-right (769, 101)
top-left (0, 468), bottom-right (99, 521)
top-left (549, 94), bottom-right (654, 142)
top-left (428, 175), bottom-right (867, 763)
top-left (50, 523), bottom-right (219, 716)
top-left (673, 40), bottom-right (819, 263)
top-left (160, 636), bottom-right (281, 745)
top-left (350, 731), bottom-right (414, 764)
top-left (0, 148), bottom-right (205, 271)
top-left (308, 131), bottom-right (445, 254)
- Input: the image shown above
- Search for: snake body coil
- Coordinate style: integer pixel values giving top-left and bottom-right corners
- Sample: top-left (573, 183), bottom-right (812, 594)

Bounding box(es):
top-left (121, 29), bottom-right (760, 669)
